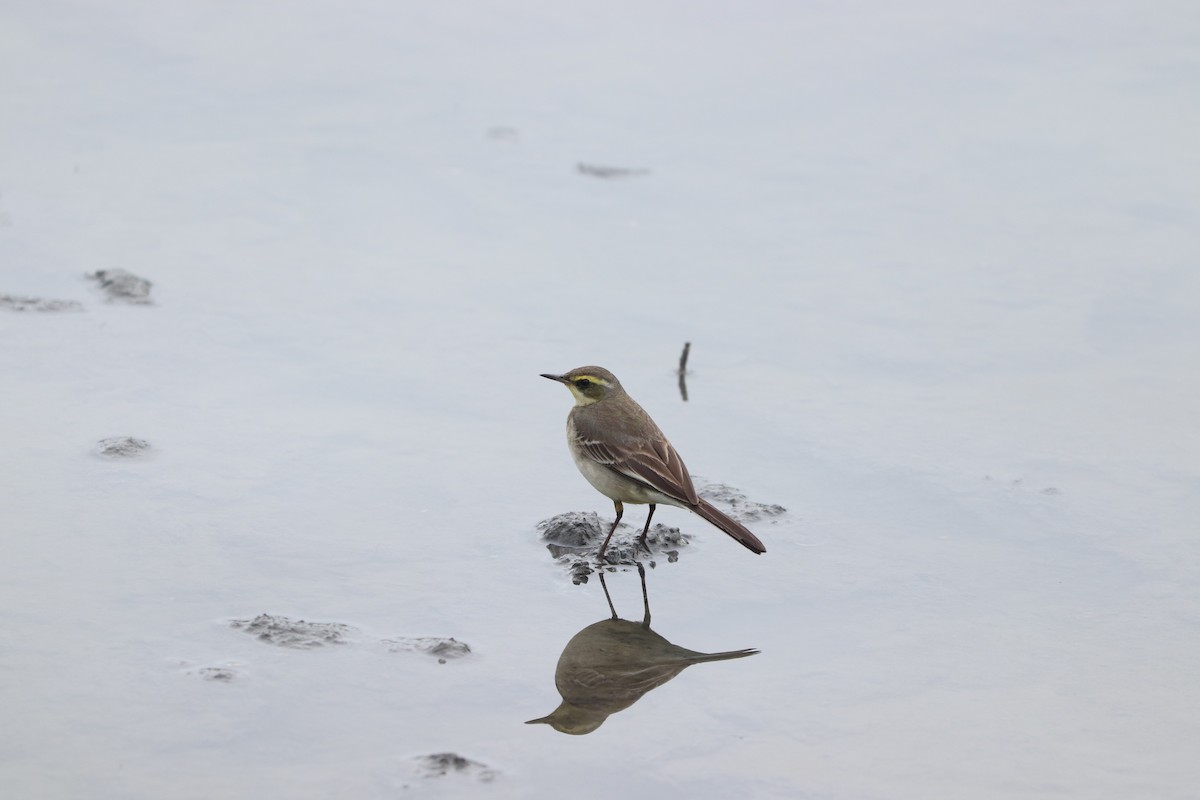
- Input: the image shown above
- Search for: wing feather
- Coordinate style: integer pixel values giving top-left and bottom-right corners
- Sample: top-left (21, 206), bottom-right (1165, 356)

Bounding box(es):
top-left (576, 433), bottom-right (699, 506)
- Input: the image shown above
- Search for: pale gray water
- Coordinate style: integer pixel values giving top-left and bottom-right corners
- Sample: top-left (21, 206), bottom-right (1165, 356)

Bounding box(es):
top-left (3, 2), bottom-right (1199, 798)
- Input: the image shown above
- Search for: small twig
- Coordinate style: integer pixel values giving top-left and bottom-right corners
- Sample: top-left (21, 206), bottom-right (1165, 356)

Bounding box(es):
top-left (677, 342), bottom-right (691, 402)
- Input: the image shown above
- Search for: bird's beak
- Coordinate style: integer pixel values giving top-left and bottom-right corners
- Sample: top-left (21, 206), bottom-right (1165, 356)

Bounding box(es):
top-left (540, 373), bottom-right (567, 383)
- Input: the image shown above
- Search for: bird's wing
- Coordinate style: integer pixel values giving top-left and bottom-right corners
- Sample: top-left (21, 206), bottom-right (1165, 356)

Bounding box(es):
top-left (576, 434), bottom-right (700, 506)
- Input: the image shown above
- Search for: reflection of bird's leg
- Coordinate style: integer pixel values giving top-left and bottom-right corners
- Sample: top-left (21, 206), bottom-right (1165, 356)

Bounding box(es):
top-left (637, 504), bottom-right (656, 554)
top-left (598, 501), bottom-right (624, 558)
top-left (599, 570), bottom-right (619, 620)
top-left (637, 562), bottom-right (651, 628)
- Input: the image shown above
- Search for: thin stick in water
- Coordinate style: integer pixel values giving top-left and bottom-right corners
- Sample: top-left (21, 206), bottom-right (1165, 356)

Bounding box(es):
top-left (677, 342), bottom-right (691, 402)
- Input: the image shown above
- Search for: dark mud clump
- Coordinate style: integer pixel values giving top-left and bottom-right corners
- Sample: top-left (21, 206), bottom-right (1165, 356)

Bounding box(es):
top-left (538, 511), bottom-right (689, 556)
top-left (96, 436), bottom-right (152, 458)
top-left (231, 613), bottom-right (358, 649)
top-left (412, 752), bottom-right (497, 783)
top-left (87, 269), bottom-right (153, 304)
top-left (695, 480), bottom-right (787, 522)
top-left (539, 511), bottom-right (606, 550)
top-left (538, 512), bottom-right (687, 583)
top-left (382, 637), bottom-right (471, 664)
top-left (0, 295), bottom-right (84, 312)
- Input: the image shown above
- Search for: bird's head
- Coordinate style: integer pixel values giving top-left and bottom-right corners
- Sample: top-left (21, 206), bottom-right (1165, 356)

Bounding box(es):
top-left (540, 366), bottom-right (623, 406)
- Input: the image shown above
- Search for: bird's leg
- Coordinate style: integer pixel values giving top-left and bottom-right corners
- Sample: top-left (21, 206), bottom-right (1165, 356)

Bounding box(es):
top-left (637, 504), bottom-right (656, 554)
top-left (598, 570), bottom-right (619, 619)
top-left (597, 501), bottom-right (623, 560)
top-left (637, 562), bottom-right (651, 628)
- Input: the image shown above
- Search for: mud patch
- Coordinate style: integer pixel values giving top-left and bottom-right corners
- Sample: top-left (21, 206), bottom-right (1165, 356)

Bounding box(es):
top-left (412, 752), bottom-right (497, 783)
top-left (538, 511), bottom-right (607, 550)
top-left (96, 436), bottom-right (152, 458)
top-left (231, 613), bottom-right (357, 649)
top-left (0, 295), bottom-right (84, 312)
top-left (576, 162), bottom-right (651, 179)
top-left (87, 269), bottom-right (153, 304)
top-left (382, 637), bottom-right (471, 664)
top-left (486, 125), bottom-right (519, 143)
top-left (174, 659), bottom-right (244, 682)
top-left (231, 614), bottom-right (471, 662)
top-left (695, 480), bottom-right (787, 522)
top-left (538, 511), bottom-right (687, 583)
top-left (983, 475), bottom-right (1065, 498)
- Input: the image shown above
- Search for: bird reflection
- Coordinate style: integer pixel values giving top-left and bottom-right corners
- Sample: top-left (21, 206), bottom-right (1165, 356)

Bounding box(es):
top-left (526, 564), bottom-right (758, 735)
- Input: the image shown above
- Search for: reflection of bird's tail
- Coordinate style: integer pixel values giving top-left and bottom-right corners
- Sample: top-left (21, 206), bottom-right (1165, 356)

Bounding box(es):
top-left (694, 499), bottom-right (767, 554)
top-left (687, 647), bottom-right (760, 663)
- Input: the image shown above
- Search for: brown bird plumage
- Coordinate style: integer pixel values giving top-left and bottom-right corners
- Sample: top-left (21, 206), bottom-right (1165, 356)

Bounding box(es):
top-left (542, 365), bottom-right (766, 557)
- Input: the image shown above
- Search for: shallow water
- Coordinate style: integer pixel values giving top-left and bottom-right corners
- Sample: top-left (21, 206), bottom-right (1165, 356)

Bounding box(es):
top-left (3, 2), bottom-right (1199, 798)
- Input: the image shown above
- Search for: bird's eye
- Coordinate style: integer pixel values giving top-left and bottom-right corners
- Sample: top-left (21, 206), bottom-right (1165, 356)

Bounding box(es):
top-left (575, 379), bottom-right (591, 389)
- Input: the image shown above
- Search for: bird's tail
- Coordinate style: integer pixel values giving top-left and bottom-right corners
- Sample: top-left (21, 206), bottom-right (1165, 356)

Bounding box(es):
top-left (686, 647), bottom-right (760, 663)
top-left (693, 499), bottom-right (767, 554)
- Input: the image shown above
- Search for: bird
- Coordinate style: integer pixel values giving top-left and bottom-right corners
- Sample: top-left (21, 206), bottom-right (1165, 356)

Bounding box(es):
top-left (525, 618), bottom-right (759, 734)
top-left (540, 365), bottom-right (766, 558)
top-left (526, 564), bottom-right (758, 734)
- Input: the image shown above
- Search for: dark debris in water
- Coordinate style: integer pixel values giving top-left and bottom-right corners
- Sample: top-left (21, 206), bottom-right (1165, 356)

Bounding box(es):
top-left (96, 436), bottom-right (152, 458)
top-left (412, 752), bottom-right (497, 783)
top-left (87, 269), bottom-right (153, 304)
top-left (0, 294), bottom-right (84, 312)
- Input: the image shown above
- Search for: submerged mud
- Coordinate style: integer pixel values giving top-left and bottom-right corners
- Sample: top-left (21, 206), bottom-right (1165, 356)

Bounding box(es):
top-left (695, 480), bottom-right (787, 522)
top-left (231, 614), bottom-right (356, 649)
top-left (0, 294), bottom-right (83, 312)
top-left (96, 436), bottom-right (152, 458)
top-left (382, 637), bottom-right (471, 662)
top-left (538, 511), bottom-right (687, 582)
top-left (411, 752), bottom-right (497, 782)
top-left (576, 163), bottom-right (651, 179)
top-left (230, 613), bottom-right (470, 662)
top-left (538, 483), bottom-right (784, 581)
top-left (87, 269), bottom-right (153, 304)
